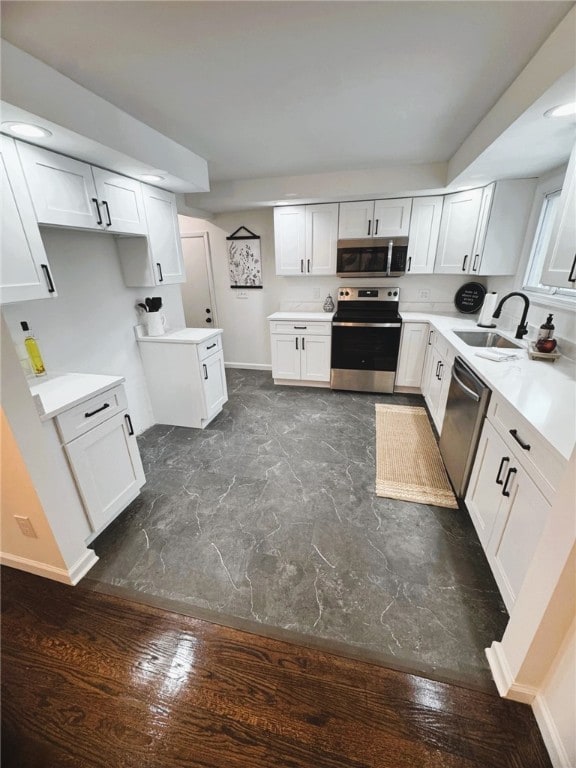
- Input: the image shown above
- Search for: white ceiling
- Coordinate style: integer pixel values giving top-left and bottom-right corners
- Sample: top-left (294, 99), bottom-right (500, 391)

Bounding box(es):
top-left (1, 1), bottom-right (575, 211)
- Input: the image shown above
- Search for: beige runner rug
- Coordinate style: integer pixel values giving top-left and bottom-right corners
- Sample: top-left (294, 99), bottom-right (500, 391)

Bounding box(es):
top-left (375, 404), bottom-right (458, 509)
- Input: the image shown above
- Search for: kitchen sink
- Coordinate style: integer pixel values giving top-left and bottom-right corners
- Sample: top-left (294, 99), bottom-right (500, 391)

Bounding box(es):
top-left (453, 330), bottom-right (522, 349)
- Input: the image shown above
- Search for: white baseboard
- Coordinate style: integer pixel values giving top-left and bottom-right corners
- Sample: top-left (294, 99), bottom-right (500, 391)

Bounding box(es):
top-left (485, 642), bottom-right (538, 703)
top-left (533, 693), bottom-right (572, 768)
top-left (224, 362), bottom-right (271, 371)
top-left (0, 548), bottom-right (98, 586)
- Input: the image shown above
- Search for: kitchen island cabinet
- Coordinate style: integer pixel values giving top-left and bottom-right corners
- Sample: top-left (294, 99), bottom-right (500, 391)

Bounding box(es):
top-left (137, 327), bottom-right (228, 428)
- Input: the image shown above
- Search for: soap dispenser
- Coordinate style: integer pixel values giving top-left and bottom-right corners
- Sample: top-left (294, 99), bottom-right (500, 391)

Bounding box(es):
top-left (536, 314), bottom-right (557, 352)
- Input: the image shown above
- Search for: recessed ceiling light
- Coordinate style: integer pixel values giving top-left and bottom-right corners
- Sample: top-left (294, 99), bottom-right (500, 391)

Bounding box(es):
top-left (544, 102), bottom-right (576, 118)
top-left (140, 173), bottom-right (165, 182)
top-left (3, 122), bottom-right (52, 139)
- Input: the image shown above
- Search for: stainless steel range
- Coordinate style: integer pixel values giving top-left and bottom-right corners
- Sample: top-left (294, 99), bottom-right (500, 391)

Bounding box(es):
top-left (330, 286), bottom-right (402, 393)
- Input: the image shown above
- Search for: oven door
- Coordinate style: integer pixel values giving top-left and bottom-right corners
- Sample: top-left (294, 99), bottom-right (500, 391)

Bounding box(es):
top-left (330, 322), bottom-right (402, 393)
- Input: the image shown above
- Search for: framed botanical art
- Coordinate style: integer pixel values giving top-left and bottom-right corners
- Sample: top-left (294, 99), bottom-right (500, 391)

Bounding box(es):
top-left (226, 226), bottom-right (263, 288)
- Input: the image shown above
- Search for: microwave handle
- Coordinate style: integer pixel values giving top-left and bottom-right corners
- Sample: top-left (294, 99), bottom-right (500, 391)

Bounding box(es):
top-left (386, 240), bottom-right (393, 277)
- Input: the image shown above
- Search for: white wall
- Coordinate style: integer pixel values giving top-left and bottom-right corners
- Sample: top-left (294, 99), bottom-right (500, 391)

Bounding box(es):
top-left (1, 227), bottom-right (186, 434)
top-left (180, 209), bottom-right (485, 368)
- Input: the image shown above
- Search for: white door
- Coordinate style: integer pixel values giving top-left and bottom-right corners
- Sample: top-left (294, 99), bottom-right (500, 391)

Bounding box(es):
top-left (434, 188), bottom-right (483, 274)
top-left (0, 137), bottom-right (57, 303)
top-left (306, 204), bottom-right (338, 276)
top-left (300, 335), bottom-right (331, 381)
top-left (65, 411), bottom-right (145, 533)
top-left (91, 167), bottom-right (146, 235)
top-left (201, 352), bottom-right (228, 419)
top-left (338, 201), bottom-right (375, 239)
top-left (274, 206), bottom-right (306, 275)
top-left (465, 421), bottom-right (509, 549)
top-left (395, 323), bottom-right (428, 387)
top-left (271, 334), bottom-right (301, 379)
top-left (406, 197), bottom-right (443, 274)
top-left (142, 185), bottom-right (185, 284)
top-left (180, 233), bottom-right (218, 328)
top-left (16, 142), bottom-right (100, 229)
top-left (373, 198), bottom-right (412, 237)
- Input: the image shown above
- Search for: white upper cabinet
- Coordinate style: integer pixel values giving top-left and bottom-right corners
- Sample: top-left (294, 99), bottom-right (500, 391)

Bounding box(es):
top-left (541, 143), bottom-right (576, 288)
top-left (91, 167), bottom-right (147, 235)
top-left (117, 185), bottom-right (185, 286)
top-left (0, 136), bottom-right (57, 303)
top-left (435, 180), bottom-right (536, 275)
top-left (274, 203), bottom-right (338, 276)
top-left (434, 188), bottom-right (483, 274)
top-left (16, 142), bottom-right (147, 236)
top-left (406, 196), bottom-right (443, 274)
top-left (338, 198), bottom-right (412, 238)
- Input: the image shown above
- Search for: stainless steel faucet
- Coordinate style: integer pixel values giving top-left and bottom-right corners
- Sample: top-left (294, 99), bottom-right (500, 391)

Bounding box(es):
top-left (492, 292), bottom-right (530, 339)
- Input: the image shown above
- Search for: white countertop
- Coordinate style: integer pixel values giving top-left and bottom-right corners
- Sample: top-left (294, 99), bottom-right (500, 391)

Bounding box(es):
top-left (268, 312), bottom-right (335, 322)
top-left (29, 372), bottom-right (125, 421)
top-left (135, 327), bottom-right (223, 344)
top-left (401, 312), bottom-right (576, 461)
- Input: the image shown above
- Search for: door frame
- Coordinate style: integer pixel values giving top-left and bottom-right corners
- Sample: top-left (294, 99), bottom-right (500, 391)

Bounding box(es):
top-left (180, 230), bottom-right (219, 328)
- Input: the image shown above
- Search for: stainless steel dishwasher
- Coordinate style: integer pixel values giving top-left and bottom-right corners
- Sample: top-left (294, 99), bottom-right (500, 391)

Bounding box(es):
top-left (439, 357), bottom-right (491, 500)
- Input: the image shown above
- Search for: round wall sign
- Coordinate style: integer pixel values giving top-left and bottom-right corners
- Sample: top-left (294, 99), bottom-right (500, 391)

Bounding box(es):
top-left (454, 282), bottom-right (487, 314)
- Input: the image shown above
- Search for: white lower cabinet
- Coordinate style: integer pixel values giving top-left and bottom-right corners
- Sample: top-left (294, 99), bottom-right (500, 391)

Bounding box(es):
top-left (269, 320), bottom-right (331, 384)
top-left (466, 418), bottom-right (551, 611)
top-left (137, 329), bottom-right (228, 428)
top-left (422, 331), bottom-right (453, 431)
top-left (395, 322), bottom-right (429, 388)
top-left (65, 410), bottom-right (145, 533)
top-left (52, 382), bottom-right (145, 537)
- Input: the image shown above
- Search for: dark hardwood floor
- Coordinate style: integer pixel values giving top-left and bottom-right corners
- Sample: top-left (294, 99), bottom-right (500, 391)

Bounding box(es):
top-left (1, 567), bottom-right (551, 768)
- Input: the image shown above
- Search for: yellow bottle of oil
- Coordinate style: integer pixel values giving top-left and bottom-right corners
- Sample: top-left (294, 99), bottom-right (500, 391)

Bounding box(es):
top-left (20, 321), bottom-right (46, 376)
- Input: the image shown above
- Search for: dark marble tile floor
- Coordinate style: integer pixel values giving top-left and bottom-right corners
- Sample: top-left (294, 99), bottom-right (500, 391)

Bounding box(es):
top-left (88, 369), bottom-right (508, 691)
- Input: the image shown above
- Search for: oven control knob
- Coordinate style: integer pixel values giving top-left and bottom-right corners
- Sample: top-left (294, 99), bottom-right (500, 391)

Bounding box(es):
top-left (387, 291), bottom-right (392, 296)
top-left (393, 291), bottom-right (398, 297)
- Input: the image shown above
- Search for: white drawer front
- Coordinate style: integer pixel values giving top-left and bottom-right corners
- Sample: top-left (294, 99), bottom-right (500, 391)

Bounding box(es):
top-left (488, 395), bottom-right (566, 499)
top-left (197, 335), bottom-right (222, 361)
top-left (270, 321), bottom-right (331, 336)
top-left (56, 385), bottom-right (127, 444)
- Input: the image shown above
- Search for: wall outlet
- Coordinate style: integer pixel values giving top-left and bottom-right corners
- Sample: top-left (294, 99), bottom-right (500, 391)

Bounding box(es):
top-left (418, 289), bottom-right (431, 300)
top-left (15, 516), bottom-right (37, 538)
top-left (312, 287), bottom-right (321, 299)
top-left (236, 290), bottom-right (248, 299)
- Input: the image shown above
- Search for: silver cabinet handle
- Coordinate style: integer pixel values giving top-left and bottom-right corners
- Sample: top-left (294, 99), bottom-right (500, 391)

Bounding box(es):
top-left (451, 370), bottom-right (480, 401)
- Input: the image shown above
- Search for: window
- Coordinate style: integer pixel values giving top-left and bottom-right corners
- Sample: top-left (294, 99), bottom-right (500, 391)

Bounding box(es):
top-left (523, 179), bottom-right (575, 302)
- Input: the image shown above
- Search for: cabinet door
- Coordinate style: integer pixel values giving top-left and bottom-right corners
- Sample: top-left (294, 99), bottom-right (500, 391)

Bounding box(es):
top-left (92, 167), bottom-right (147, 235)
top-left (465, 420), bottom-right (509, 550)
top-left (201, 351), bottom-right (228, 419)
top-left (306, 204), bottom-right (338, 276)
top-left (406, 197), bottom-right (443, 274)
top-left (434, 188), bottom-right (483, 274)
top-left (16, 142), bottom-right (100, 229)
top-left (541, 144), bottom-right (576, 288)
top-left (271, 334), bottom-right (301, 379)
top-left (488, 463), bottom-right (551, 610)
top-left (434, 350), bottom-right (454, 432)
top-left (142, 185), bottom-right (185, 284)
top-left (420, 328), bottom-right (436, 397)
top-left (424, 349), bottom-right (443, 421)
top-left (373, 198), bottom-right (412, 237)
top-left (300, 335), bottom-right (331, 381)
top-left (0, 137), bottom-right (56, 303)
top-left (395, 323), bottom-right (428, 387)
top-left (64, 411), bottom-right (145, 533)
top-left (274, 206), bottom-right (306, 276)
top-left (338, 201), bottom-right (374, 239)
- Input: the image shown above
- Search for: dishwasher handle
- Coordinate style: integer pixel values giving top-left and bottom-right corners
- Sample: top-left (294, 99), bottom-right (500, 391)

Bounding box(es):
top-left (451, 368), bottom-right (481, 402)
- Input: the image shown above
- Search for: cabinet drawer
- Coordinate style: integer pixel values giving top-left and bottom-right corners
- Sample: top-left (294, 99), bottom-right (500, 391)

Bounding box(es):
top-left (270, 321), bottom-right (332, 336)
top-left (488, 395), bottom-right (565, 499)
top-left (197, 335), bottom-right (222, 361)
top-left (56, 385), bottom-right (128, 444)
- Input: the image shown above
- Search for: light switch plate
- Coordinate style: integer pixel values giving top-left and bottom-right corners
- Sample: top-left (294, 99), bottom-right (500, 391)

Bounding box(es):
top-left (418, 289), bottom-right (431, 300)
top-left (236, 290), bottom-right (248, 299)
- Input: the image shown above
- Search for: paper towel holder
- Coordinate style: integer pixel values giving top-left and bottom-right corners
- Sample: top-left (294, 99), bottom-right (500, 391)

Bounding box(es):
top-left (477, 292), bottom-right (498, 328)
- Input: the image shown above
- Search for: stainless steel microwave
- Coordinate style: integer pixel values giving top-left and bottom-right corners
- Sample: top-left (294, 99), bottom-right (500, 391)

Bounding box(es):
top-left (336, 237), bottom-right (408, 277)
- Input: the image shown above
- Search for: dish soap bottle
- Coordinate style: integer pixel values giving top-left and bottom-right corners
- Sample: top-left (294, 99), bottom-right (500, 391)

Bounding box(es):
top-left (323, 293), bottom-right (335, 312)
top-left (536, 314), bottom-right (556, 352)
top-left (20, 321), bottom-right (46, 376)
